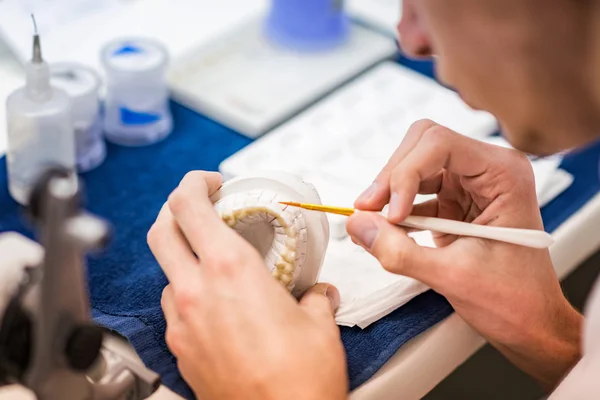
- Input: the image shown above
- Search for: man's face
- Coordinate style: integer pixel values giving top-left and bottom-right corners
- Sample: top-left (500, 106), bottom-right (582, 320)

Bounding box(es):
top-left (397, 0), bottom-right (600, 156)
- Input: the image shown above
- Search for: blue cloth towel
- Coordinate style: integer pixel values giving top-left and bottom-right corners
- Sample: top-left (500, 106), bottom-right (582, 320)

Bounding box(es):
top-left (1, 59), bottom-right (599, 398)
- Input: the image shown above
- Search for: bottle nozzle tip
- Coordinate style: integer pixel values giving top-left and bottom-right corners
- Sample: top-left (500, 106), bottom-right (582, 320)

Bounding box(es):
top-left (30, 14), bottom-right (42, 63)
top-left (31, 14), bottom-right (38, 34)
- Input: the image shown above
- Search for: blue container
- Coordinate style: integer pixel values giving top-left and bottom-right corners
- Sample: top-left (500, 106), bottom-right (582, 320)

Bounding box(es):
top-left (265, 0), bottom-right (350, 51)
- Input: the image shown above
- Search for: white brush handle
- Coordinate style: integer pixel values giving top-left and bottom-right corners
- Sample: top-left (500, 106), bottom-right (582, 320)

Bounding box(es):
top-left (390, 215), bottom-right (554, 249)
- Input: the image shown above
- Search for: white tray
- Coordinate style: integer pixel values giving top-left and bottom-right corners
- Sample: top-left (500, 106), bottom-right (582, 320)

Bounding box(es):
top-left (168, 17), bottom-right (397, 137)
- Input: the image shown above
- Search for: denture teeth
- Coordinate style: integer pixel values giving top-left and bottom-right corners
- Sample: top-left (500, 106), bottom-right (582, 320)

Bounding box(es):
top-left (285, 237), bottom-right (297, 249)
top-left (222, 213), bottom-right (236, 227)
top-left (282, 250), bottom-right (296, 264)
top-left (276, 259), bottom-right (291, 271)
top-left (283, 263), bottom-right (294, 274)
top-left (215, 190), bottom-right (309, 292)
top-left (235, 209), bottom-right (248, 219)
top-left (280, 274), bottom-right (293, 285)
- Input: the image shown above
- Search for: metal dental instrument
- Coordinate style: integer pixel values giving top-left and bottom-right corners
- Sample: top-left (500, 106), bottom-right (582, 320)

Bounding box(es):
top-left (0, 167), bottom-right (160, 399)
top-left (280, 201), bottom-right (554, 249)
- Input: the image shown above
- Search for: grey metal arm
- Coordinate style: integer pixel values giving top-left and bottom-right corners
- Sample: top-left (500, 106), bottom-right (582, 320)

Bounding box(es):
top-left (0, 167), bottom-right (160, 400)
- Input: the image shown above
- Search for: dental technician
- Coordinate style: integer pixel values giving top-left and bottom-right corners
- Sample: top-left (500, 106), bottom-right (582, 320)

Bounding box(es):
top-left (146, 1), bottom-right (600, 398)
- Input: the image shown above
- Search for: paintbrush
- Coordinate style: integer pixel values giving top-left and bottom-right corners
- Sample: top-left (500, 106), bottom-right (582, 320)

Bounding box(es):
top-left (279, 201), bottom-right (554, 249)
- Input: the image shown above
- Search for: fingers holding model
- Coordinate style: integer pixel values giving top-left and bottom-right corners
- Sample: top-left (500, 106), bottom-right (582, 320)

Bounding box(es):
top-left (147, 171), bottom-right (348, 400)
top-left (347, 120), bottom-right (583, 391)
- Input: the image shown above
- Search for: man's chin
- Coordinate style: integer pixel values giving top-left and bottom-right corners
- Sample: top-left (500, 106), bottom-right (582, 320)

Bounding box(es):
top-left (453, 92), bottom-right (556, 155)
top-left (500, 126), bottom-right (564, 157)
top-left (454, 88), bottom-right (485, 112)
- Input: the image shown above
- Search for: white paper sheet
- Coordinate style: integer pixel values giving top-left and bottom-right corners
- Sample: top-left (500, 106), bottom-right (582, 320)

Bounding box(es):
top-left (538, 168), bottom-right (574, 207)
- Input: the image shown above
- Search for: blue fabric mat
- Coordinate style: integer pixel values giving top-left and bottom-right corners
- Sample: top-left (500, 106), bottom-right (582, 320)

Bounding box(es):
top-left (1, 58), bottom-right (599, 398)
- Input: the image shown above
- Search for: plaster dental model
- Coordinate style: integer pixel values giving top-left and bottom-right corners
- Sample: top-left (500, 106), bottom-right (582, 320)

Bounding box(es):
top-left (210, 172), bottom-right (330, 298)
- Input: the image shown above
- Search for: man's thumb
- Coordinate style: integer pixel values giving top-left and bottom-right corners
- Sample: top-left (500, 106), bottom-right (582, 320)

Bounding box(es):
top-left (299, 283), bottom-right (340, 323)
top-left (346, 211), bottom-right (443, 286)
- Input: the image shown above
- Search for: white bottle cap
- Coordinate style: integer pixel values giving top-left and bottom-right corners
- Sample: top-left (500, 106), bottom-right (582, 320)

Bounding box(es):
top-left (50, 62), bottom-right (101, 124)
top-left (101, 37), bottom-right (168, 79)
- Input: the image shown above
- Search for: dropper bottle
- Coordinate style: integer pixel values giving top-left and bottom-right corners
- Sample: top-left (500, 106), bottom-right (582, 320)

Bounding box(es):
top-left (5, 15), bottom-right (76, 205)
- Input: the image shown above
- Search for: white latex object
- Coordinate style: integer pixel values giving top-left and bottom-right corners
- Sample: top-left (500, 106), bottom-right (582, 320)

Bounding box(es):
top-left (210, 172), bottom-right (330, 298)
top-left (0, 232), bottom-right (43, 320)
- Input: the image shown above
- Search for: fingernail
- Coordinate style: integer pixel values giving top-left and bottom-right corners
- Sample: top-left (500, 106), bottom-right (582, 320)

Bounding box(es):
top-left (325, 286), bottom-right (341, 311)
top-left (388, 192), bottom-right (401, 219)
top-left (351, 214), bottom-right (379, 249)
top-left (357, 182), bottom-right (378, 203)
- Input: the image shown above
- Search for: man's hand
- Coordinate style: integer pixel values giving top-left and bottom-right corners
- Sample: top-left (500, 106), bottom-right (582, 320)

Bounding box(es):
top-left (147, 171), bottom-right (348, 400)
top-left (347, 119), bottom-right (583, 391)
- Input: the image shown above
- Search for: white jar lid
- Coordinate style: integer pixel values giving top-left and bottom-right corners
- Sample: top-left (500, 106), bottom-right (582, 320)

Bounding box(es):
top-left (50, 62), bottom-right (100, 122)
top-left (101, 37), bottom-right (168, 73)
top-left (50, 62), bottom-right (100, 99)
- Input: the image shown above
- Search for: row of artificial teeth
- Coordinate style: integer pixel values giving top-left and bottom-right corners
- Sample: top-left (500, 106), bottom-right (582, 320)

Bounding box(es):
top-left (220, 206), bottom-right (299, 288)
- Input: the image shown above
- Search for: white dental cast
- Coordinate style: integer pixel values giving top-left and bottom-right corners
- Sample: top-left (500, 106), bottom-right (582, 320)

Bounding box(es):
top-left (210, 172), bottom-right (329, 298)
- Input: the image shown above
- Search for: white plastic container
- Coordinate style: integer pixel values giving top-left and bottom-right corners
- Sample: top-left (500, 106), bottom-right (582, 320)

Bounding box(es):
top-left (6, 37), bottom-right (76, 205)
top-left (50, 62), bottom-right (105, 172)
top-left (101, 37), bottom-right (172, 146)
